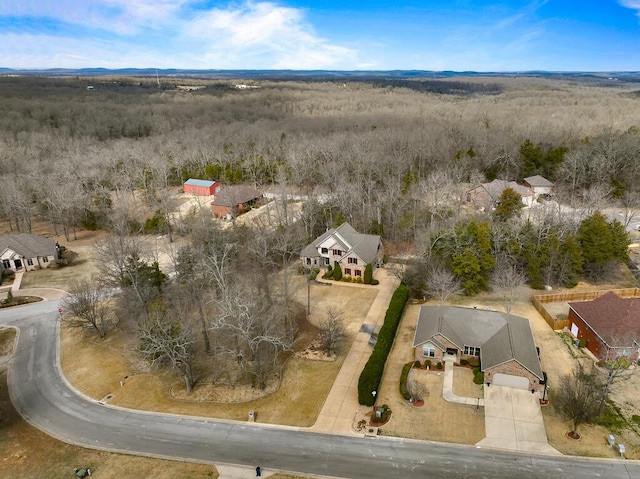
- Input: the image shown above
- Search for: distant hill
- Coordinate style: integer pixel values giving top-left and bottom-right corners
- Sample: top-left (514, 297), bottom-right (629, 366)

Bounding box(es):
top-left (1, 68), bottom-right (639, 83)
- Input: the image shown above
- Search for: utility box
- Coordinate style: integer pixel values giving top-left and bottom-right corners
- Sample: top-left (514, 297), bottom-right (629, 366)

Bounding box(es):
top-left (618, 444), bottom-right (625, 458)
top-left (248, 410), bottom-right (256, 422)
top-left (608, 434), bottom-right (615, 447)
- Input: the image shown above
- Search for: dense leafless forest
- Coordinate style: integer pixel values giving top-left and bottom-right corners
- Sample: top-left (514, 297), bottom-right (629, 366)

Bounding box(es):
top-left (2, 74), bottom-right (639, 390)
top-left (2, 75), bottom-right (639, 239)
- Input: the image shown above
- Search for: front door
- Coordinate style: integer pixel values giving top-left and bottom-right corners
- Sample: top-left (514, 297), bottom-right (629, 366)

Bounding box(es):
top-left (13, 259), bottom-right (22, 270)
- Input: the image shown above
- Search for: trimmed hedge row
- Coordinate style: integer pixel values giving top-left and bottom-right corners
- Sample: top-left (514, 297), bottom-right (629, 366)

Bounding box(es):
top-left (358, 284), bottom-right (410, 406)
top-left (399, 362), bottom-right (412, 400)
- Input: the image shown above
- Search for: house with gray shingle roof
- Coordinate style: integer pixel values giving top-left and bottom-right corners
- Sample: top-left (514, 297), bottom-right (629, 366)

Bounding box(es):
top-left (0, 233), bottom-right (60, 272)
top-left (210, 185), bottom-right (263, 219)
top-left (413, 306), bottom-right (544, 391)
top-left (523, 175), bottom-right (554, 198)
top-left (466, 179), bottom-right (535, 211)
top-left (300, 222), bottom-right (383, 280)
top-left (568, 292), bottom-right (640, 361)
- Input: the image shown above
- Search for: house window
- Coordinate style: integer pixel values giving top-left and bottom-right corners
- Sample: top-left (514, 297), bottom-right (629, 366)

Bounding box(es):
top-left (348, 257), bottom-right (358, 264)
top-left (355, 270), bottom-right (362, 276)
top-left (344, 268), bottom-right (351, 275)
top-left (464, 346), bottom-right (480, 357)
top-left (42, 256), bottom-right (49, 263)
top-left (325, 258), bottom-right (330, 265)
top-left (27, 259), bottom-right (34, 266)
top-left (422, 343), bottom-right (436, 358)
top-left (321, 248), bottom-right (328, 254)
top-left (306, 258), bottom-right (311, 265)
top-left (2, 259), bottom-right (10, 269)
top-left (332, 249), bottom-right (342, 256)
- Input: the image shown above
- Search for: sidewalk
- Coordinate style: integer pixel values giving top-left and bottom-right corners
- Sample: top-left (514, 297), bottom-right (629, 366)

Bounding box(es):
top-left (442, 359), bottom-right (485, 406)
top-left (310, 268), bottom-right (399, 435)
top-left (10, 271), bottom-right (24, 292)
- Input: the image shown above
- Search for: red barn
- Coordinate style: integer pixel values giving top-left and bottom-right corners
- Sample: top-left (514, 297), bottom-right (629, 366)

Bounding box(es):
top-left (183, 178), bottom-right (220, 196)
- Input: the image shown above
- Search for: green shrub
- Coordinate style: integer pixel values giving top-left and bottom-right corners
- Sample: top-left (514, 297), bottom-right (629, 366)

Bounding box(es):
top-left (327, 264), bottom-right (333, 273)
top-left (356, 277), bottom-right (363, 283)
top-left (399, 362), bottom-right (412, 400)
top-left (371, 279), bottom-right (380, 285)
top-left (473, 367), bottom-right (484, 384)
top-left (309, 268), bottom-right (320, 280)
top-left (460, 359), bottom-right (469, 366)
top-left (414, 360), bottom-right (421, 368)
top-left (364, 263), bottom-right (373, 284)
top-left (436, 362), bottom-right (443, 370)
top-left (333, 263), bottom-right (343, 281)
top-left (424, 359), bottom-right (432, 368)
top-left (578, 338), bottom-right (587, 348)
top-left (358, 285), bottom-right (410, 405)
top-left (632, 415), bottom-right (640, 425)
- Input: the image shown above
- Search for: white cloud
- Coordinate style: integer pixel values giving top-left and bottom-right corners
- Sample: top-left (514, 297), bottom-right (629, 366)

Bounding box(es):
top-left (620, 0), bottom-right (640, 17)
top-left (0, 1), bottom-right (358, 69)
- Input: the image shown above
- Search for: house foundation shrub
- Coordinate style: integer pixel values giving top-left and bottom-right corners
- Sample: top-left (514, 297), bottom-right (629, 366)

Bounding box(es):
top-left (473, 367), bottom-right (484, 384)
top-left (358, 285), bottom-right (409, 405)
top-left (424, 359), bottom-right (432, 368)
top-left (436, 362), bottom-right (443, 370)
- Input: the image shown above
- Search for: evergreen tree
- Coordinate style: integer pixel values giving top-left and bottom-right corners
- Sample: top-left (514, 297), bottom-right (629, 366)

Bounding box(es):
top-left (364, 263), bottom-right (373, 284)
top-left (494, 187), bottom-right (524, 221)
top-left (578, 212), bottom-right (629, 280)
top-left (333, 263), bottom-right (343, 281)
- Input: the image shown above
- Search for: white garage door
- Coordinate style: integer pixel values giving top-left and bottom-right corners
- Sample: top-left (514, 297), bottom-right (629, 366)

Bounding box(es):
top-left (492, 373), bottom-right (530, 390)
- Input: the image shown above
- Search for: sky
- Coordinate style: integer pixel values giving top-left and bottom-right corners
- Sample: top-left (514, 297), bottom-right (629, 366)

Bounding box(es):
top-left (1, 1), bottom-right (640, 71)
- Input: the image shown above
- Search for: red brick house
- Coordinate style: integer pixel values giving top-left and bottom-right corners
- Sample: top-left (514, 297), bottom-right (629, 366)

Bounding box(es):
top-left (568, 292), bottom-right (640, 361)
top-left (183, 178), bottom-right (220, 196)
top-left (210, 185), bottom-right (263, 219)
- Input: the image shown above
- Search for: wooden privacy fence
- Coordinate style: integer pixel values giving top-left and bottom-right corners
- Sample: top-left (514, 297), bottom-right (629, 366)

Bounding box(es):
top-left (532, 288), bottom-right (640, 330)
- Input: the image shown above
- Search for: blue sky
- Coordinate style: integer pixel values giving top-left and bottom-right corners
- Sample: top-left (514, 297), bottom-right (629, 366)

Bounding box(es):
top-left (1, 1), bottom-right (639, 70)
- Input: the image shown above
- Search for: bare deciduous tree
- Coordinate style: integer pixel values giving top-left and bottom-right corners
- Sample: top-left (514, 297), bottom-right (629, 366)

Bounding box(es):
top-left (427, 265), bottom-right (462, 305)
top-left (62, 279), bottom-right (116, 338)
top-left (407, 373), bottom-right (428, 402)
top-left (491, 260), bottom-right (526, 314)
top-left (316, 306), bottom-right (347, 355)
top-left (555, 365), bottom-right (604, 438)
top-left (138, 305), bottom-right (196, 393)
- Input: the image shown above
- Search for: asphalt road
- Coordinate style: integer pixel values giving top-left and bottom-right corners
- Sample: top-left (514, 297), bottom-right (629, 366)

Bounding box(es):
top-left (2, 300), bottom-right (640, 479)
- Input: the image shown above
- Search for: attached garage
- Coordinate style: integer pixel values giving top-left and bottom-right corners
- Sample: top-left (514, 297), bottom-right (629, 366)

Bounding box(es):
top-left (492, 373), bottom-right (530, 390)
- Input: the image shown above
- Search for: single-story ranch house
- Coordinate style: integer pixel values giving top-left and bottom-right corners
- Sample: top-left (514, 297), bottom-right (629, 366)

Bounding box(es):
top-left (568, 292), bottom-right (640, 361)
top-left (0, 233), bottom-right (60, 272)
top-left (412, 306), bottom-right (544, 391)
top-left (210, 185), bottom-right (263, 218)
top-left (466, 179), bottom-right (535, 211)
top-left (300, 222), bottom-right (383, 279)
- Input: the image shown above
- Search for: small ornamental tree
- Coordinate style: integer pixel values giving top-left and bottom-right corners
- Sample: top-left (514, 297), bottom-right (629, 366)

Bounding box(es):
top-left (333, 263), bottom-right (343, 281)
top-left (364, 263), bottom-right (373, 284)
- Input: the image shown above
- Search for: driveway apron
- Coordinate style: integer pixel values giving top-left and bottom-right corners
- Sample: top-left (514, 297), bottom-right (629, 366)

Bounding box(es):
top-left (476, 385), bottom-right (560, 455)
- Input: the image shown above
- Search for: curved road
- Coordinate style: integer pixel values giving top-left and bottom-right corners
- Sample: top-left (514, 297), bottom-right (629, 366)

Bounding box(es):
top-left (2, 300), bottom-right (639, 478)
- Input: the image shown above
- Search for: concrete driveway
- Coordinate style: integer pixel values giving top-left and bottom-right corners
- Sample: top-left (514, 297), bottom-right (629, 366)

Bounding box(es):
top-left (476, 385), bottom-right (560, 455)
